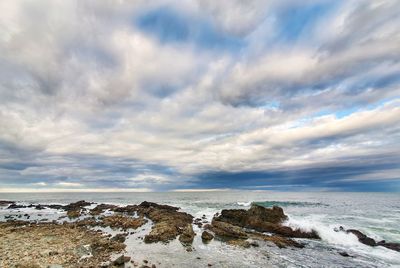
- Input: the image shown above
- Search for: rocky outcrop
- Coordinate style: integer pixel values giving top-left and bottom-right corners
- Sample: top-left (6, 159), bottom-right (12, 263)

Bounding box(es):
top-left (0, 200), bottom-right (15, 206)
top-left (213, 204), bottom-right (319, 239)
top-left (338, 226), bottom-right (400, 252)
top-left (101, 214), bottom-right (147, 230)
top-left (63, 200), bottom-right (92, 211)
top-left (346, 229), bottom-right (376, 246)
top-left (206, 220), bottom-right (248, 239)
top-left (90, 204), bottom-right (118, 215)
top-left (179, 224), bottom-right (196, 245)
top-left (140, 202), bottom-right (193, 243)
top-left (67, 210), bottom-right (81, 219)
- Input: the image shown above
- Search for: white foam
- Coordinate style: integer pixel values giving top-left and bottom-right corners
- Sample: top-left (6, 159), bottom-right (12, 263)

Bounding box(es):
top-left (284, 214), bottom-right (400, 266)
top-left (284, 214), bottom-right (360, 246)
top-left (237, 202), bottom-right (252, 206)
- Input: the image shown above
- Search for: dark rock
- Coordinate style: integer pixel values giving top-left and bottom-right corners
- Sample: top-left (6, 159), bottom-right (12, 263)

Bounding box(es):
top-left (111, 233), bottom-right (127, 243)
top-left (339, 251), bottom-right (350, 257)
top-left (67, 210), bottom-right (81, 219)
top-left (8, 203), bottom-right (27, 209)
top-left (227, 239), bottom-right (251, 248)
top-left (64, 200), bottom-right (92, 211)
top-left (377, 241), bottom-right (400, 252)
top-left (179, 224), bottom-right (195, 245)
top-left (346, 229), bottom-right (376, 246)
top-left (101, 215), bottom-right (147, 230)
top-left (113, 255), bottom-right (131, 265)
top-left (213, 205), bottom-right (319, 239)
top-left (139, 201), bottom-right (179, 211)
top-left (141, 202), bottom-right (193, 243)
top-left (201, 231), bottom-right (214, 242)
top-left (90, 204), bottom-right (118, 215)
top-left (208, 220), bottom-right (248, 239)
top-left (0, 200), bottom-right (15, 206)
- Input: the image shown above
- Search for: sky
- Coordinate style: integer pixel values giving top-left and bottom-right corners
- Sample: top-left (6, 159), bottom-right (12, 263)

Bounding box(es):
top-left (0, 0), bottom-right (399, 192)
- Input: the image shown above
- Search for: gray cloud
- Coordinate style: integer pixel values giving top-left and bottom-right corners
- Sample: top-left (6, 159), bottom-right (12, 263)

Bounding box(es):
top-left (0, 0), bottom-right (399, 191)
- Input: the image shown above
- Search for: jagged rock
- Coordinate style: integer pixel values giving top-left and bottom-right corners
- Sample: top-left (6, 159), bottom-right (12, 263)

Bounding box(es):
top-left (64, 200), bottom-right (92, 211)
top-left (141, 202), bottom-right (193, 243)
top-left (248, 232), bottom-right (304, 248)
top-left (208, 220), bottom-right (248, 239)
top-left (346, 229), bottom-right (376, 246)
top-left (113, 255), bottom-right (131, 265)
top-left (90, 204), bottom-right (118, 215)
top-left (144, 221), bottom-right (180, 243)
top-left (179, 224), bottom-right (195, 245)
top-left (67, 210), bottom-right (81, 219)
top-left (201, 231), bottom-right (214, 242)
top-left (338, 227), bottom-right (400, 252)
top-left (101, 215), bottom-right (147, 230)
top-left (111, 233), bottom-right (127, 243)
top-left (214, 205), bottom-right (319, 239)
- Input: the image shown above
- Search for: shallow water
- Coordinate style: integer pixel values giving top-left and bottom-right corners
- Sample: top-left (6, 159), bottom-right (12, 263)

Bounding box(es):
top-left (1, 191), bottom-right (399, 267)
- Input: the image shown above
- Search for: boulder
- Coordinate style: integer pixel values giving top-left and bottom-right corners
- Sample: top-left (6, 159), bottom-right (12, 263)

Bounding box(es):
top-left (201, 231), bottom-right (214, 242)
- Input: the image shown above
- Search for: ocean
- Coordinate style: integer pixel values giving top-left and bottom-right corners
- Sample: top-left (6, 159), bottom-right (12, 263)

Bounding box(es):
top-left (1, 191), bottom-right (399, 267)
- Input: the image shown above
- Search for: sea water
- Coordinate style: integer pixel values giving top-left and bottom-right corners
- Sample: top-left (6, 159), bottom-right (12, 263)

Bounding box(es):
top-left (1, 191), bottom-right (399, 267)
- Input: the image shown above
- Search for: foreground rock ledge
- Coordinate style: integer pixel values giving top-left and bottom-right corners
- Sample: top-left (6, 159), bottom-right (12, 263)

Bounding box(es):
top-left (0, 221), bottom-right (125, 268)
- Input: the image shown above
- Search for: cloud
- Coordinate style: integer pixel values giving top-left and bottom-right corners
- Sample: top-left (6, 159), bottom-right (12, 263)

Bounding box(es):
top-left (0, 0), bottom-right (399, 192)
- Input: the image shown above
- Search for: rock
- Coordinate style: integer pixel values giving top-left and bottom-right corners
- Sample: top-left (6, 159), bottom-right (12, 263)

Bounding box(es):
top-left (208, 220), bottom-right (248, 239)
top-left (226, 239), bottom-right (251, 248)
top-left (179, 224), bottom-right (196, 245)
top-left (47, 265), bottom-right (63, 268)
top-left (377, 241), bottom-right (400, 252)
top-left (111, 233), bottom-right (127, 243)
top-left (141, 202), bottom-right (193, 243)
top-left (67, 210), bottom-right (81, 219)
top-left (90, 204), bottom-right (118, 215)
top-left (139, 201), bottom-right (179, 211)
top-left (346, 229), bottom-right (376, 246)
top-left (0, 200), bottom-right (15, 206)
top-left (8, 203), bottom-right (27, 209)
top-left (339, 251), bottom-right (350, 257)
top-left (113, 255), bottom-right (131, 265)
top-left (201, 231), bottom-right (214, 242)
top-left (340, 227), bottom-right (400, 252)
top-left (248, 232), bottom-right (304, 248)
top-left (101, 215), bottom-right (147, 230)
top-left (63, 200), bottom-right (92, 211)
top-left (213, 205), bottom-right (319, 239)
top-left (144, 221), bottom-right (180, 243)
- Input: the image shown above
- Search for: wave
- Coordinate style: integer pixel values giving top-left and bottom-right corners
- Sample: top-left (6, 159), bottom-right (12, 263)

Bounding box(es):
top-left (236, 202), bottom-right (252, 206)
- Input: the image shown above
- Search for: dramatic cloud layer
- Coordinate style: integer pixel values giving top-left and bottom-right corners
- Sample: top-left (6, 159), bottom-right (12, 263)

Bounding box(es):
top-left (0, 0), bottom-right (399, 192)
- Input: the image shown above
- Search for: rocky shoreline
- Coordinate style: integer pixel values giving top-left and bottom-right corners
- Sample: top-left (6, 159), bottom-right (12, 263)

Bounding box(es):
top-left (0, 200), bottom-right (399, 267)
